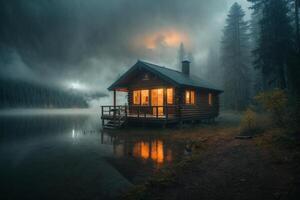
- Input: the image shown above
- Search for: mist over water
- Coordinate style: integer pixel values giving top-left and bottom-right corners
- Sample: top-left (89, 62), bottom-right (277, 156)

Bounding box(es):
top-left (0, 108), bottom-right (99, 116)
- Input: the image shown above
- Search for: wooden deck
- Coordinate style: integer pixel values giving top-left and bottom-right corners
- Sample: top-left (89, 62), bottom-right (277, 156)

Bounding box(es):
top-left (101, 105), bottom-right (179, 128)
top-left (101, 104), bottom-right (218, 128)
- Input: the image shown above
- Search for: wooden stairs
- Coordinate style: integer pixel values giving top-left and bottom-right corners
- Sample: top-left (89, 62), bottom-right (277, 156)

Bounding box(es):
top-left (103, 116), bottom-right (127, 129)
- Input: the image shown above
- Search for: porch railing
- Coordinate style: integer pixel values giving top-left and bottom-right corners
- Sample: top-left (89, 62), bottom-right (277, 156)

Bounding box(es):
top-left (101, 105), bottom-right (179, 120)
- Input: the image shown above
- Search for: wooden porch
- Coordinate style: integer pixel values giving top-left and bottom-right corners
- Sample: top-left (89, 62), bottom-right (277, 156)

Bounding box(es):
top-left (101, 105), bottom-right (180, 128)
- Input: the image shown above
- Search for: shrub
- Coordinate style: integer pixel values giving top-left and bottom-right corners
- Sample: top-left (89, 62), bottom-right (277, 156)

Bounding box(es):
top-left (240, 108), bottom-right (261, 135)
top-left (254, 88), bottom-right (288, 127)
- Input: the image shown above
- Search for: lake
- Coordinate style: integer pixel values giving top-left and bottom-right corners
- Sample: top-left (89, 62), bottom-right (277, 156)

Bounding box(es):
top-left (0, 109), bottom-right (186, 200)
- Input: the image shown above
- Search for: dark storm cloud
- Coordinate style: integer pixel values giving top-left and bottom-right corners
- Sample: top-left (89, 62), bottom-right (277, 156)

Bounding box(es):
top-left (0, 0), bottom-right (249, 91)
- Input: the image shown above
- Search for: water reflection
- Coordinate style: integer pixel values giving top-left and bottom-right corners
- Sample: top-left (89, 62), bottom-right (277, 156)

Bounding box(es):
top-left (0, 113), bottom-right (185, 199)
top-left (133, 140), bottom-right (165, 164)
top-left (100, 132), bottom-right (175, 167)
top-left (67, 128), bottom-right (177, 167)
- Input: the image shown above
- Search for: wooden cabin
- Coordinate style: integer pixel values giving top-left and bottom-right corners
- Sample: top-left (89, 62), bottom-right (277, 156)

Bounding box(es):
top-left (101, 60), bottom-right (223, 128)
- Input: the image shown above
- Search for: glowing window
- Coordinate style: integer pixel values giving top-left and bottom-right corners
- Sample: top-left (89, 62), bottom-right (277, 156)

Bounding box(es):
top-left (167, 88), bottom-right (173, 104)
top-left (191, 91), bottom-right (195, 104)
top-left (185, 90), bottom-right (195, 104)
top-left (208, 93), bottom-right (212, 106)
top-left (133, 90), bottom-right (140, 105)
top-left (185, 91), bottom-right (190, 104)
top-left (141, 90), bottom-right (149, 105)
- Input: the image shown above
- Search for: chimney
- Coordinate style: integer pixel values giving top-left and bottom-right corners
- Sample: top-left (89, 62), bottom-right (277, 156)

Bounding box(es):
top-left (182, 60), bottom-right (190, 76)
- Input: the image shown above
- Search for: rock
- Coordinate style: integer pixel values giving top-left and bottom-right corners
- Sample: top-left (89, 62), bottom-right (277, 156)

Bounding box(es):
top-left (235, 135), bottom-right (253, 139)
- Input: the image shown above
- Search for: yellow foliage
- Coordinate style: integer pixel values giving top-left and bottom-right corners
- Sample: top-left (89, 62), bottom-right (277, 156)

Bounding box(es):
top-left (254, 88), bottom-right (287, 126)
top-left (240, 108), bottom-right (259, 135)
top-left (241, 108), bottom-right (257, 129)
top-left (254, 88), bottom-right (287, 113)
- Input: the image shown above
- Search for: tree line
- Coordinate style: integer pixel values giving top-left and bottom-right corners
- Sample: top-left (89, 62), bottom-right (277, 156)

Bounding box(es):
top-left (206, 0), bottom-right (300, 110)
top-left (0, 79), bottom-right (88, 108)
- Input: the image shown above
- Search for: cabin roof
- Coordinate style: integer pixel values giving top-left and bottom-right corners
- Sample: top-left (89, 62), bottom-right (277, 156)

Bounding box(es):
top-left (108, 60), bottom-right (223, 93)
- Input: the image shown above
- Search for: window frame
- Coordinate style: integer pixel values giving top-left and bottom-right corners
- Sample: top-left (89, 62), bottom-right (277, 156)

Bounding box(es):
top-left (141, 89), bottom-right (149, 105)
top-left (185, 90), bottom-right (196, 105)
top-left (133, 90), bottom-right (141, 105)
top-left (166, 88), bottom-right (174, 105)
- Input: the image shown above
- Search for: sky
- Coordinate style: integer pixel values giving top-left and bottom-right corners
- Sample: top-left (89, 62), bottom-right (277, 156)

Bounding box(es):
top-left (0, 0), bottom-right (251, 94)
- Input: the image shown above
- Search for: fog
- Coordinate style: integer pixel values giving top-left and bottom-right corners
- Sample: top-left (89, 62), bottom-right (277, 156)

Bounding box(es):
top-left (0, 0), bottom-right (250, 96)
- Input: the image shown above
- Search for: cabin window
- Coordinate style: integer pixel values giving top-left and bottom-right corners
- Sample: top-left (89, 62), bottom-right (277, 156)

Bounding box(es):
top-left (167, 88), bottom-right (174, 104)
top-left (133, 90), bottom-right (141, 105)
top-left (185, 90), bottom-right (195, 104)
top-left (208, 93), bottom-right (212, 106)
top-left (191, 91), bottom-right (195, 104)
top-left (141, 90), bottom-right (149, 105)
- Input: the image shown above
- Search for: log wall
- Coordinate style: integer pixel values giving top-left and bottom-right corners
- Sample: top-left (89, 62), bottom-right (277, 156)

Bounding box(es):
top-left (125, 69), bottom-right (220, 121)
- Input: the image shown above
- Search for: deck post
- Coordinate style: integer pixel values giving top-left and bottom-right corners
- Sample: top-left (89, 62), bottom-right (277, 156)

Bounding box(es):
top-left (166, 105), bottom-right (168, 121)
top-left (101, 106), bottom-right (104, 127)
top-left (113, 90), bottom-right (116, 119)
top-left (113, 90), bottom-right (116, 108)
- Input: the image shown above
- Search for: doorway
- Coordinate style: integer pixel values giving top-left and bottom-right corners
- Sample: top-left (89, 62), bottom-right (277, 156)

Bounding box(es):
top-left (151, 88), bottom-right (164, 116)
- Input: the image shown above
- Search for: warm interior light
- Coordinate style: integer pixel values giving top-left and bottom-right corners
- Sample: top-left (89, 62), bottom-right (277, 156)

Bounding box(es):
top-left (141, 90), bottom-right (149, 105)
top-left (167, 88), bottom-right (174, 104)
top-left (191, 91), bottom-right (195, 104)
top-left (151, 88), bottom-right (164, 115)
top-left (185, 90), bottom-right (190, 104)
top-left (133, 90), bottom-right (141, 104)
top-left (185, 90), bottom-right (195, 104)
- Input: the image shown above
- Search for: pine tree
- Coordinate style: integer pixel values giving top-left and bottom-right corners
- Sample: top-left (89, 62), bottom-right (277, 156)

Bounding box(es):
top-left (248, 0), bottom-right (293, 90)
top-left (221, 3), bottom-right (251, 110)
top-left (249, 5), bottom-right (264, 95)
top-left (295, 0), bottom-right (300, 50)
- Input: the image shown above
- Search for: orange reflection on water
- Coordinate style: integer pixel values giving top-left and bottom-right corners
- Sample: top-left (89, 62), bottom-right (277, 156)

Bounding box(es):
top-left (151, 140), bottom-right (164, 164)
top-left (132, 140), bottom-right (168, 165)
top-left (141, 142), bottom-right (150, 159)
